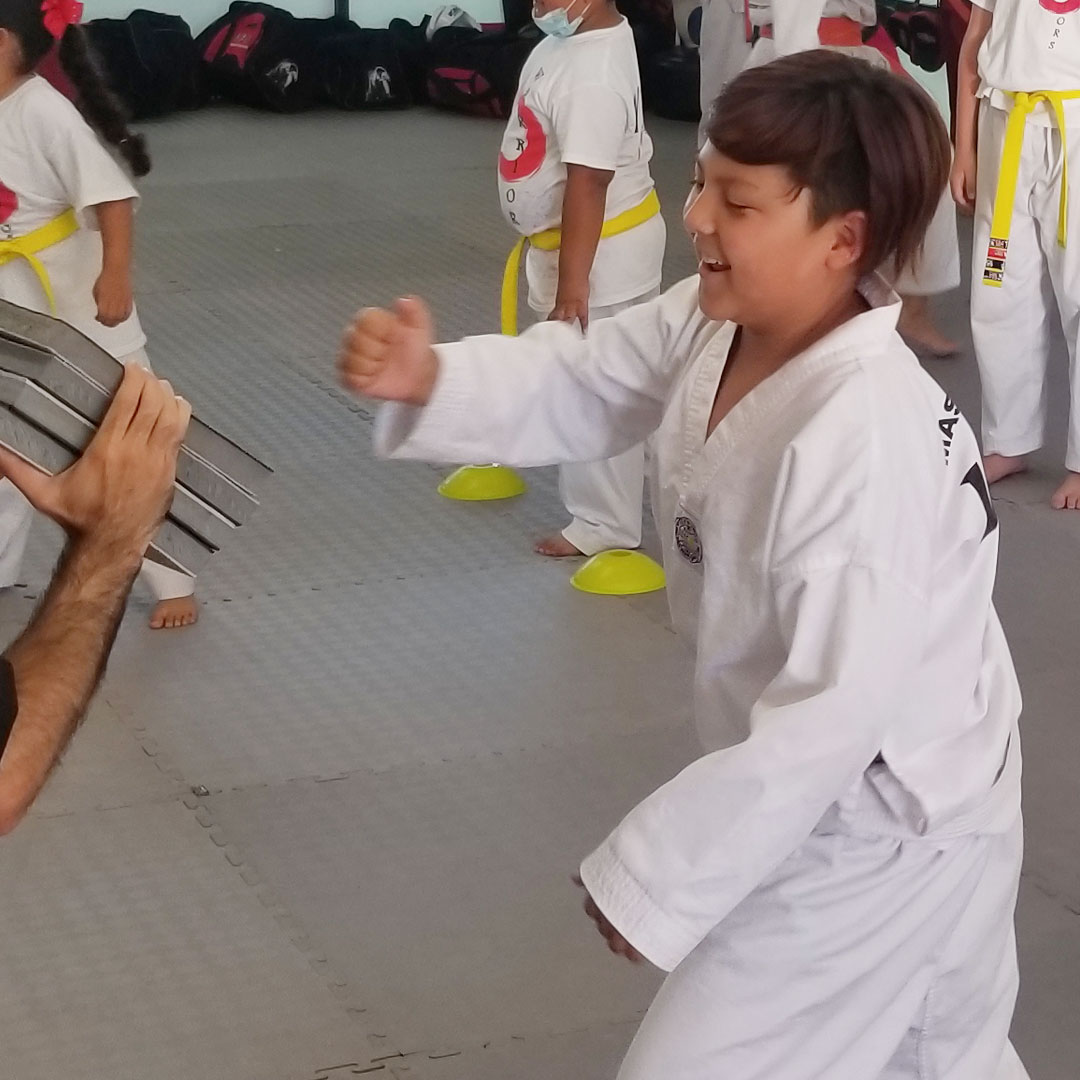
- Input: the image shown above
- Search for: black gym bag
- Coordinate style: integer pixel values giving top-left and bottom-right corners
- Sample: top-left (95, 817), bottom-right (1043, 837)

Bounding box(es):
top-left (85, 9), bottom-right (206, 119)
top-left (388, 18), bottom-right (432, 105)
top-left (196, 2), bottom-right (322, 112)
top-left (617, 0), bottom-right (677, 69)
top-left (317, 28), bottom-right (411, 110)
top-left (879, 0), bottom-right (946, 73)
top-left (426, 25), bottom-right (541, 120)
top-left (645, 45), bottom-right (701, 122)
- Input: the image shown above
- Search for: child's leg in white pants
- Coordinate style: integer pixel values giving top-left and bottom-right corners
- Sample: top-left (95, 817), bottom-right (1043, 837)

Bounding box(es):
top-left (559, 447), bottom-right (646, 556)
top-left (615, 818), bottom-right (1026, 1080)
top-left (896, 187), bottom-right (961, 298)
top-left (554, 289), bottom-right (660, 557)
top-left (120, 349), bottom-right (197, 624)
top-left (698, 0), bottom-right (753, 148)
top-left (1032, 119), bottom-right (1080, 506)
top-left (972, 106), bottom-right (1057, 470)
top-left (0, 482), bottom-right (34, 589)
top-left (894, 125), bottom-right (962, 358)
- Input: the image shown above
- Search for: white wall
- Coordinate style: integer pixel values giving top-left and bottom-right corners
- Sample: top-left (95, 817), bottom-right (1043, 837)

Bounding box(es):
top-left (84, 1), bottom-right (505, 33)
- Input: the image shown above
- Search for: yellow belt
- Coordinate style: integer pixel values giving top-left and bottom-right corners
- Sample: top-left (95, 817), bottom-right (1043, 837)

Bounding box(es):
top-left (0, 209), bottom-right (79, 313)
top-left (983, 91), bottom-right (1080, 288)
top-left (501, 189), bottom-right (661, 335)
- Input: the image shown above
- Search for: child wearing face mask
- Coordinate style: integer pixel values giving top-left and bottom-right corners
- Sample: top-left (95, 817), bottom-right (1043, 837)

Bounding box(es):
top-left (342, 51), bottom-right (1026, 1079)
top-left (497, 0), bottom-right (667, 559)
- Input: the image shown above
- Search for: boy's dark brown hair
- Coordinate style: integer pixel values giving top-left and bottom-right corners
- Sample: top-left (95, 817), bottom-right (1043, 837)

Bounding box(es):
top-left (706, 50), bottom-right (950, 279)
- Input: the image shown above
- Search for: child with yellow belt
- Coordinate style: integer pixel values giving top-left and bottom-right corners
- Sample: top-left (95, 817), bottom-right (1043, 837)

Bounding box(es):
top-left (953, 0), bottom-right (1080, 509)
top-left (499, 0), bottom-right (666, 558)
top-left (0, 0), bottom-right (198, 627)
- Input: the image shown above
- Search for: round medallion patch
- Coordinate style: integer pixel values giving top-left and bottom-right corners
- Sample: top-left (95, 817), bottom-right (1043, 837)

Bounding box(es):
top-left (674, 515), bottom-right (703, 565)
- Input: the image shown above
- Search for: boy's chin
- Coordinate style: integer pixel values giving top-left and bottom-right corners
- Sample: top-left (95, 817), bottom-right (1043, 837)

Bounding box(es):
top-left (697, 281), bottom-right (736, 323)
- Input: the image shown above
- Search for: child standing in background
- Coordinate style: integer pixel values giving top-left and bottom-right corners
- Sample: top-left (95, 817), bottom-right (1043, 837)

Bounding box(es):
top-left (0, 0), bottom-right (198, 627)
top-left (953, 0), bottom-right (1080, 509)
top-left (499, 0), bottom-right (666, 558)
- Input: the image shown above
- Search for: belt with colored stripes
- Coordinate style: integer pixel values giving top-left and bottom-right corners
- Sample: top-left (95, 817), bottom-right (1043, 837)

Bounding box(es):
top-left (983, 91), bottom-right (1080, 288)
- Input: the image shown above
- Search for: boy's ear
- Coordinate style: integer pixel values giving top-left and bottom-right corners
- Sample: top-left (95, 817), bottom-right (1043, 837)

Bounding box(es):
top-left (827, 209), bottom-right (869, 273)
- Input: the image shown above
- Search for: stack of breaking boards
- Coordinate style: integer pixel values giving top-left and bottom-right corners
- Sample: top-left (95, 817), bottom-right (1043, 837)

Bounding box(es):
top-left (0, 300), bottom-right (272, 577)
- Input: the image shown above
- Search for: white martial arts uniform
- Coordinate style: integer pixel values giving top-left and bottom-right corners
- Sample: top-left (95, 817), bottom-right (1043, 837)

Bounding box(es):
top-left (498, 18), bottom-right (666, 554)
top-left (545, 289), bottom-right (660, 555)
top-left (376, 276), bottom-right (1026, 1078)
top-left (697, 0), bottom-right (753, 147)
top-left (969, 0), bottom-right (1080, 470)
top-left (745, 0), bottom-right (961, 299)
top-left (0, 76), bottom-right (192, 601)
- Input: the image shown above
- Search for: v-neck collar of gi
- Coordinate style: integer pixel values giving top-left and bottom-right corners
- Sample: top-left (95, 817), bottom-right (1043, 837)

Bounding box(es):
top-left (676, 274), bottom-right (902, 505)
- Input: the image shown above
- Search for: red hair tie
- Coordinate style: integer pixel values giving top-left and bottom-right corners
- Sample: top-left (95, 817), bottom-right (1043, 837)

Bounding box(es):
top-left (41, 0), bottom-right (84, 40)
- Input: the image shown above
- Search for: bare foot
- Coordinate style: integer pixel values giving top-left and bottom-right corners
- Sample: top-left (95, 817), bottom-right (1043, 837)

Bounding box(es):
top-left (149, 595), bottom-right (200, 630)
top-left (534, 534), bottom-right (584, 558)
top-left (983, 453), bottom-right (1028, 485)
top-left (1051, 472), bottom-right (1080, 510)
top-left (897, 295), bottom-right (961, 358)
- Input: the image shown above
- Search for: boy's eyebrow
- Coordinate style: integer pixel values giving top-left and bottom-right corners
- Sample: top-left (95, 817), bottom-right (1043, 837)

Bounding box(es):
top-left (722, 176), bottom-right (763, 198)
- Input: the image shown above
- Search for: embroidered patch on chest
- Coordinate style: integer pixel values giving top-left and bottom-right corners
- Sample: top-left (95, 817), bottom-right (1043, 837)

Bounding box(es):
top-left (674, 515), bottom-right (703, 565)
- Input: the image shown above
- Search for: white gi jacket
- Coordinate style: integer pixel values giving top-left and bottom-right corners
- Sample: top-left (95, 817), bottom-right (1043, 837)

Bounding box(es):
top-left (375, 275), bottom-right (1022, 973)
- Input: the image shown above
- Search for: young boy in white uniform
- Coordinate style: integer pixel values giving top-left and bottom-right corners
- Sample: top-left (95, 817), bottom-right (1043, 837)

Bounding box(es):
top-left (342, 52), bottom-right (1026, 1079)
top-left (499, 0), bottom-right (666, 558)
top-left (953, 0), bottom-right (1080, 510)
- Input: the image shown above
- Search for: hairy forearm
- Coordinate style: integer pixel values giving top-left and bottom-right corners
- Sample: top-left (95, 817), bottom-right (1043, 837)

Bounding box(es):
top-left (0, 536), bottom-right (142, 832)
top-left (94, 198), bottom-right (136, 274)
top-left (558, 167), bottom-right (612, 295)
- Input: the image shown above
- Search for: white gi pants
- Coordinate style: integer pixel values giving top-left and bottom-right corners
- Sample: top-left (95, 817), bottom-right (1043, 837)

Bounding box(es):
top-left (698, 0), bottom-right (754, 147)
top-left (549, 290), bottom-right (660, 556)
top-left (897, 188), bottom-right (962, 298)
top-left (972, 104), bottom-right (1080, 471)
top-left (0, 347), bottom-right (195, 602)
top-left (616, 791), bottom-right (1027, 1080)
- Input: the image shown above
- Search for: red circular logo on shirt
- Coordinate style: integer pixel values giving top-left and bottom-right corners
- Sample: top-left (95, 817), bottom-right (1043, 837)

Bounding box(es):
top-left (1039, 0), bottom-right (1080, 13)
top-left (0, 181), bottom-right (16, 225)
top-left (498, 100), bottom-right (547, 183)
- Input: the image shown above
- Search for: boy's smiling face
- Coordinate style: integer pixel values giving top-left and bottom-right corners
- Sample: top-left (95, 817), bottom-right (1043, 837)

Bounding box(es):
top-left (684, 145), bottom-right (867, 328)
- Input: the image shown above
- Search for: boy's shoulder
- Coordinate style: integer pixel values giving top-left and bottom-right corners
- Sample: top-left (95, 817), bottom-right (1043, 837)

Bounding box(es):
top-left (778, 325), bottom-right (959, 480)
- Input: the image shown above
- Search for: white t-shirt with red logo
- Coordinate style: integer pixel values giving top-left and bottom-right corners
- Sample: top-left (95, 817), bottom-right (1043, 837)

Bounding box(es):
top-left (973, 0), bottom-right (1080, 124)
top-left (497, 18), bottom-right (666, 314)
top-left (0, 76), bottom-right (146, 357)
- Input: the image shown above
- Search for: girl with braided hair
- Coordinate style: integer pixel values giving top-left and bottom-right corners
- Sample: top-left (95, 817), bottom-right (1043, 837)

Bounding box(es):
top-left (0, 0), bottom-right (198, 629)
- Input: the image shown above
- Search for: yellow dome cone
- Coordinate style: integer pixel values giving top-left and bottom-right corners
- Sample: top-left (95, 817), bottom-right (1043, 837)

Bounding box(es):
top-left (571, 549), bottom-right (666, 596)
top-left (438, 464), bottom-right (527, 501)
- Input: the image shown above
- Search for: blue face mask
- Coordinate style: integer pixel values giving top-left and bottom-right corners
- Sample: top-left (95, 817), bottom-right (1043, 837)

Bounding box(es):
top-left (533, 2), bottom-right (590, 38)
